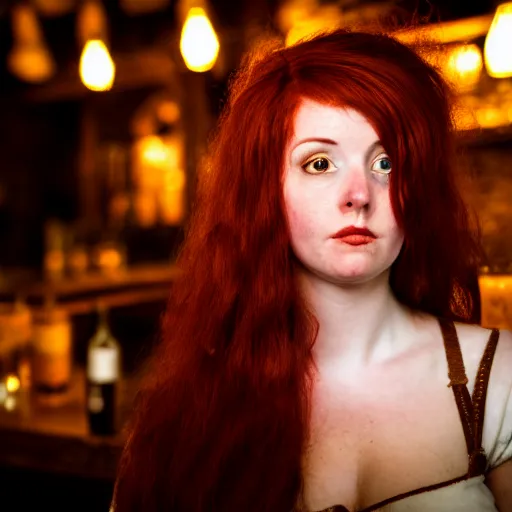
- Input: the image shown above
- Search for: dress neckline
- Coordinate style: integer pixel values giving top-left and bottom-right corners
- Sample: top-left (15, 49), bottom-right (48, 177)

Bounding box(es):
top-left (334, 472), bottom-right (474, 512)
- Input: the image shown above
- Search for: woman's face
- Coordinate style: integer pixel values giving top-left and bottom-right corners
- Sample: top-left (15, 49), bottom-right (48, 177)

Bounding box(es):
top-left (282, 99), bottom-right (404, 285)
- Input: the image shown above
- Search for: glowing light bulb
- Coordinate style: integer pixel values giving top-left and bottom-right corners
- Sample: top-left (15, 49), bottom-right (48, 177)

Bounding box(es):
top-left (8, 4), bottom-right (55, 83)
top-left (180, 7), bottom-right (219, 72)
top-left (79, 39), bottom-right (115, 91)
top-left (141, 135), bottom-right (170, 165)
top-left (446, 44), bottom-right (483, 92)
top-left (5, 374), bottom-right (20, 394)
top-left (484, 2), bottom-right (512, 78)
top-left (4, 395), bottom-right (16, 411)
top-left (451, 44), bottom-right (482, 74)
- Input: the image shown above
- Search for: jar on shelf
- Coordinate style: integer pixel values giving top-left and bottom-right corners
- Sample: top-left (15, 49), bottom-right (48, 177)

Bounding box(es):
top-left (31, 297), bottom-right (72, 405)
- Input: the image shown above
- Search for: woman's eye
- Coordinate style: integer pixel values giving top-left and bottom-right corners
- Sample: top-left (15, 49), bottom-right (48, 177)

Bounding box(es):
top-left (302, 157), bottom-right (336, 174)
top-left (371, 156), bottom-right (392, 174)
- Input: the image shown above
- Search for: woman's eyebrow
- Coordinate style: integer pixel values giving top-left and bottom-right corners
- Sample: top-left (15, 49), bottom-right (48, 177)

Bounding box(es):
top-left (291, 137), bottom-right (337, 151)
top-left (290, 138), bottom-right (384, 162)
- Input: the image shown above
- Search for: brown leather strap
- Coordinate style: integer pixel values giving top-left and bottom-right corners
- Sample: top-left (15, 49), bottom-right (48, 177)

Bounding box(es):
top-left (438, 318), bottom-right (469, 387)
top-left (438, 318), bottom-right (475, 456)
top-left (469, 328), bottom-right (500, 475)
top-left (438, 318), bottom-right (500, 476)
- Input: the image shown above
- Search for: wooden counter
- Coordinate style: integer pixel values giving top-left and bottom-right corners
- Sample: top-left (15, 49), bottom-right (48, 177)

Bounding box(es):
top-left (0, 368), bottom-right (136, 481)
top-left (0, 265), bottom-right (166, 480)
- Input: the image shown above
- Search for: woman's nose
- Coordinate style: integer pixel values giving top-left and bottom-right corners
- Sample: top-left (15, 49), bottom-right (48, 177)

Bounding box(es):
top-left (337, 167), bottom-right (371, 214)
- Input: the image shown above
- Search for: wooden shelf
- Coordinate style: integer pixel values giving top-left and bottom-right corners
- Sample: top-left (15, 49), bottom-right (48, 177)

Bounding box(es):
top-left (23, 263), bottom-right (180, 297)
top-left (36, 264), bottom-right (177, 295)
top-left (0, 262), bottom-right (181, 314)
top-left (56, 286), bottom-right (171, 316)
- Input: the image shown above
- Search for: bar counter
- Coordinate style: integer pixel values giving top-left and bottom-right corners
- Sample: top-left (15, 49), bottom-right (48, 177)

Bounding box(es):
top-left (0, 367), bottom-right (136, 481)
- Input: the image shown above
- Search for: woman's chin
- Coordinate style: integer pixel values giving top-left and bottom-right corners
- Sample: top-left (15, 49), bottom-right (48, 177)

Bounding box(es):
top-left (321, 265), bottom-right (389, 286)
top-left (297, 258), bottom-right (391, 286)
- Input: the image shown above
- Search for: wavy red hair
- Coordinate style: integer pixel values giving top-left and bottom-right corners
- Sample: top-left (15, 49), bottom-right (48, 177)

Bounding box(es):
top-left (112, 29), bottom-right (484, 511)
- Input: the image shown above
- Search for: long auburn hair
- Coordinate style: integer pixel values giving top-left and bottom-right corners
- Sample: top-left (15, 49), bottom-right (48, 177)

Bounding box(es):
top-left (113, 29), bottom-right (484, 511)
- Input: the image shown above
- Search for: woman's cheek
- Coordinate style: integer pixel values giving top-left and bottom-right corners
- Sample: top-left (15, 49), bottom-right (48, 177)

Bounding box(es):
top-left (285, 198), bottom-right (316, 241)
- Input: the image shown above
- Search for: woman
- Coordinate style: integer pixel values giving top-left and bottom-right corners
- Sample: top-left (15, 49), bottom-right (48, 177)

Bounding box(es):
top-left (112, 29), bottom-right (512, 511)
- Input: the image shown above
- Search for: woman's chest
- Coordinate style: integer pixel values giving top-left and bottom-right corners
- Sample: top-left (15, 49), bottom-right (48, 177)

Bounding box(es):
top-left (301, 360), bottom-right (469, 511)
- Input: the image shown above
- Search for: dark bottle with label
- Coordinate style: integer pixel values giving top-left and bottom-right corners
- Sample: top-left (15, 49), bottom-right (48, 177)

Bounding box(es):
top-left (86, 305), bottom-right (121, 436)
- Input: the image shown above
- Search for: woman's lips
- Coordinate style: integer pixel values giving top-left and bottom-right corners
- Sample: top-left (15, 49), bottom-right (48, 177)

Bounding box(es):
top-left (335, 234), bottom-right (375, 246)
top-left (332, 226), bottom-right (376, 245)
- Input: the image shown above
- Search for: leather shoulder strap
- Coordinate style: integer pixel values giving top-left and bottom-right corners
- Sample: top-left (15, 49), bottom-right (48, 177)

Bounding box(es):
top-left (438, 318), bottom-right (469, 387)
top-left (438, 318), bottom-right (475, 458)
top-left (438, 318), bottom-right (501, 476)
top-left (472, 328), bottom-right (500, 459)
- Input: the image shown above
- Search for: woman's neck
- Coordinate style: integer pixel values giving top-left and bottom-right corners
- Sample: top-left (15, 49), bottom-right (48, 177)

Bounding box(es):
top-left (298, 267), bottom-right (419, 376)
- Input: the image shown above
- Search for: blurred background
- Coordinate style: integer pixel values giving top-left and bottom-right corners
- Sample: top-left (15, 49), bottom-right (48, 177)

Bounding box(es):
top-left (0, 0), bottom-right (510, 509)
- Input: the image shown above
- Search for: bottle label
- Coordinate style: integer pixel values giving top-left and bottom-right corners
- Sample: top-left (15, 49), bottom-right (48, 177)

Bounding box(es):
top-left (87, 347), bottom-right (119, 383)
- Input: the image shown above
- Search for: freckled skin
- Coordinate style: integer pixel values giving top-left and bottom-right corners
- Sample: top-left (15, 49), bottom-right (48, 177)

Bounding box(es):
top-left (283, 100), bottom-right (404, 285)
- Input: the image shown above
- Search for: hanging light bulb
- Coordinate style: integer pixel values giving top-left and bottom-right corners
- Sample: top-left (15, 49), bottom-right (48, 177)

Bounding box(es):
top-left (77, 0), bottom-right (107, 45)
top-left (7, 4), bottom-right (55, 83)
top-left (484, 2), bottom-right (512, 78)
top-left (77, 0), bottom-right (115, 91)
top-left (180, 7), bottom-right (219, 72)
top-left (79, 39), bottom-right (115, 91)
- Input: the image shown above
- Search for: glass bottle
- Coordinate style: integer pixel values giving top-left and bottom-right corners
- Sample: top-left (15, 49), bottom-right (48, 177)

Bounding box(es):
top-left (86, 304), bottom-right (121, 436)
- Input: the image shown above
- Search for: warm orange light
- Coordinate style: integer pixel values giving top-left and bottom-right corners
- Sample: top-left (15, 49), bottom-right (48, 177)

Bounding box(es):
top-left (4, 395), bottom-right (16, 411)
top-left (34, 0), bottom-right (75, 17)
top-left (484, 2), bottom-right (512, 78)
top-left (180, 7), bottom-right (219, 72)
top-left (141, 135), bottom-right (170, 165)
top-left (475, 105), bottom-right (510, 129)
top-left (278, 0), bottom-right (342, 47)
top-left (79, 39), bottom-right (115, 91)
top-left (5, 374), bottom-right (20, 394)
top-left (479, 274), bottom-right (512, 329)
top-left (8, 4), bottom-right (55, 83)
top-left (133, 134), bottom-right (186, 226)
top-left (450, 44), bottom-right (482, 74)
top-left (286, 17), bottom-right (332, 47)
top-left (97, 248), bottom-right (123, 273)
top-left (160, 167), bottom-right (186, 224)
top-left (453, 105), bottom-right (479, 132)
top-left (446, 44), bottom-right (483, 91)
top-left (394, 14), bottom-right (493, 45)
